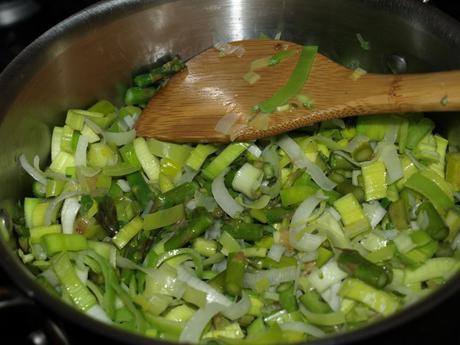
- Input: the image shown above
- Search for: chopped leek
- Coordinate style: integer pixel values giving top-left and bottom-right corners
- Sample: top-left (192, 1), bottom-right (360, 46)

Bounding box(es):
top-left (202, 143), bottom-right (249, 180)
top-left (112, 216), bottom-right (143, 249)
top-left (339, 278), bottom-right (399, 316)
top-left (15, 54), bottom-right (460, 344)
top-left (361, 161), bottom-right (387, 201)
top-left (42, 233), bottom-right (88, 256)
top-left (52, 252), bottom-right (97, 311)
top-left (143, 204), bottom-right (185, 231)
top-left (133, 137), bottom-right (160, 182)
top-left (186, 144), bottom-right (217, 171)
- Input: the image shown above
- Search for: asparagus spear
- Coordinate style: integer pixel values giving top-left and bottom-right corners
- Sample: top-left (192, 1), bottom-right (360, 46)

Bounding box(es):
top-left (163, 210), bottom-right (213, 251)
top-left (156, 182), bottom-right (197, 209)
top-left (278, 282), bottom-right (298, 312)
top-left (389, 198), bottom-right (409, 230)
top-left (124, 87), bottom-right (158, 106)
top-left (337, 249), bottom-right (391, 289)
top-left (127, 172), bottom-right (154, 209)
top-left (134, 57), bottom-right (186, 88)
top-left (225, 251), bottom-right (246, 296)
top-left (95, 195), bottom-right (119, 236)
top-left (221, 221), bottom-right (265, 241)
top-left (299, 290), bottom-right (332, 313)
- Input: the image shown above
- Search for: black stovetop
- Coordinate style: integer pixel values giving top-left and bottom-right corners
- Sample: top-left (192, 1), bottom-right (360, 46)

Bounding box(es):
top-left (1, 1), bottom-right (460, 344)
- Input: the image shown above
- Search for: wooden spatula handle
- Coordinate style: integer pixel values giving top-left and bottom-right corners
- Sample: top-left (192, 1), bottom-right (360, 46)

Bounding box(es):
top-left (385, 70), bottom-right (460, 112)
top-left (348, 70), bottom-right (460, 114)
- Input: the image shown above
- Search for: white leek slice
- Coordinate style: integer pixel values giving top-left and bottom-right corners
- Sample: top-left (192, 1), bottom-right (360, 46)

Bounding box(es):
top-left (308, 261), bottom-right (347, 293)
top-left (61, 197), bottom-right (81, 234)
top-left (384, 120), bottom-right (400, 144)
top-left (404, 258), bottom-right (460, 284)
top-left (247, 144), bottom-right (262, 158)
top-left (267, 244), bottom-right (285, 262)
top-left (188, 190), bottom-right (217, 212)
top-left (75, 266), bottom-right (89, 284)
top-left (294, 233), bottom-right (326, 252)
top-left (105, 129), bottom-right (136, 146)
top-left (360, 231), bottom-right (388, 252)
top-left (280, 321), bottom-right (326, 338)
top-left (175, 166), bottom-right (199, 185)
top-left (379, 144), bottom-right (403, 183)
top-left (212, 169), bottom-right (244, 218)
top-left (77, 166), bottom-right (100, 178)
top-left (278, 135), bottom-right (336, 190)
top-left (41, 268), bottom-right (59, 287)
top-left (406, 150), bottom-right (426, 170)
top-left (327, 207), bottom-right (342, 221)
top-left (86, 304), bottom-right (112, 323)
top-left (205, 220), bottom-right (222, 240)
top-left (289, 193), bottom-right (326, 251)
top-left (19, 154), bottom-right (47, 185)
top-left (362, 201), bottom-right (387, 229)
top-left (243, 266), bottom-right (297, 289)
top-left (81, 124), bottom-right (100, 143)
top-left (321, 282), bottom-right (342, 311)
top-left (117, 256), bottom-right (186, 298)
top-left (393, 232), bottom-right (415, 254)
top-left (235, 194), bottom-right (271, 209)
top-left (84, 119), bottom-right (106, 142)
top-left (289, 192), bottom-right (326, 233)
top-left (232, 163), bottom-right (263, 199)
top-left (260, 144), bottom-right (281, 197)
top-left (222, 291), bottom-right (251, 320)
top-left (315, 211), bottom-right (352, 249)
top-left (179, 302), bottom-right (225, 344)
top-left (123, 114), bottom-right (138, 130)
top-left (347, 135), bottom-right (369, 153)
top-left (51, 127), bottom-right (63, 161)
top-left (74, 135), bottom-right (89, 167)
top-left (177, 266), bottom-right (231, 307)
top-left (44, 191), bottom-right (82, 226)
top-left (298, 251), bottom-right (318, 263)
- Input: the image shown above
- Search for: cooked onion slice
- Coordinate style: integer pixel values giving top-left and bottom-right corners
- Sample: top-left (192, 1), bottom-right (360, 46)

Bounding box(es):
top-left (211, 169), bottom-right (244, 218)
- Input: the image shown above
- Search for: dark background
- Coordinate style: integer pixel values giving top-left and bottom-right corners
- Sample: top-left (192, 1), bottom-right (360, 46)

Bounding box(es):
top-left (1, 0), bottom-right (460, 344)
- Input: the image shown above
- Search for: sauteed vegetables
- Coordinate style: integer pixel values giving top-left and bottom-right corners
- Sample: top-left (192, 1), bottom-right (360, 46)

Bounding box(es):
top-left (12, 53), bottom-right (460, 344)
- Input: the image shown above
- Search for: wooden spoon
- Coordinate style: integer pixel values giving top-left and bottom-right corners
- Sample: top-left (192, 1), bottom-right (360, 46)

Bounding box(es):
top-left (135, 39), bottom-right (460, 143)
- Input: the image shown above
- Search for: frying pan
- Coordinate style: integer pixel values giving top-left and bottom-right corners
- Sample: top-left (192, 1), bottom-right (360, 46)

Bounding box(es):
top-left (1, 0), bottom-right (460, 344)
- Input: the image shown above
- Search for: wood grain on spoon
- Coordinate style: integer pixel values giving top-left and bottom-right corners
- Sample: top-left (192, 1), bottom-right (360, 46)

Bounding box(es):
top-left (136, 39), bottom-right (460, 143)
